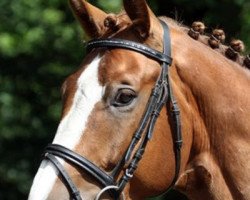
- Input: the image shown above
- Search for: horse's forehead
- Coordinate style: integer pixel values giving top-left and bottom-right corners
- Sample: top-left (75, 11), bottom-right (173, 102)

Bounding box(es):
top-left (28, 56), bottom-right (104, 200)
top-left (61, 49), bottom-right (159, 124)
top-left (98, 49), bottom-right (148, 85)
top-left (65, 50), bottom-right (144, 88)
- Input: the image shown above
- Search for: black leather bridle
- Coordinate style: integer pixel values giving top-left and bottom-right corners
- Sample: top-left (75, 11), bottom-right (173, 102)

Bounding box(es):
top-left (43, 20), bottom-right (182, 200)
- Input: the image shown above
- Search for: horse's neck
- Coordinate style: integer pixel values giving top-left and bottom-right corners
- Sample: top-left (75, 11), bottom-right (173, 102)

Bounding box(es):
top-left (171, 32), bottom-right (250, 200)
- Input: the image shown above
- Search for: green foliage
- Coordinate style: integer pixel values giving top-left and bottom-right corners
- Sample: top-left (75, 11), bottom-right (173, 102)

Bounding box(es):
top-left (0, 0), bottom-right (249, 199)
top-left (151, 0), bottom-right (250, 51)
top-left (240, 1), bottom-right (250, 51)
top-left (93, 0), bottom-right (122, 12)
top-left (0, 0), bottom-right (83, 199)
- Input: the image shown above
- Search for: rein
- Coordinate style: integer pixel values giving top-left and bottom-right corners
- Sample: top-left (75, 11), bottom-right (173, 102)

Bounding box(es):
top-left (43, 20), bottom-right (182, 200)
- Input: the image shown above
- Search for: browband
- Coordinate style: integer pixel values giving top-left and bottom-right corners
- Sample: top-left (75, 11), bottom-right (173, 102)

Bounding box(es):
top-left (86, 38), bottom-right (172, 65)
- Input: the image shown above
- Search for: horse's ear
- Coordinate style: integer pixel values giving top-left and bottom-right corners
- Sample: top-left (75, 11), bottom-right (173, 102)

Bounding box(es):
top-left (123, 0), bottom-right (161, 40)
top-left (69, 0), bottom-right (108, 38)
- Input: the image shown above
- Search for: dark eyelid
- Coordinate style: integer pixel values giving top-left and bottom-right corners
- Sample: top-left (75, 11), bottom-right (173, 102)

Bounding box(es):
top-left (120, 80), bottom-right (132, 86)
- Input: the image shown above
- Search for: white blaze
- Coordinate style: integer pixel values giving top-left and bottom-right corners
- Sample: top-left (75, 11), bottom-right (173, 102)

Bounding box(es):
top-left (28, 56), bottom-right (103, 200)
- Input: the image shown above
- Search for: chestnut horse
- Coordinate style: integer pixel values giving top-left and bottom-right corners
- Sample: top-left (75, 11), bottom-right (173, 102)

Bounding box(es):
top-left (28, 0), bottom-right (250, 199)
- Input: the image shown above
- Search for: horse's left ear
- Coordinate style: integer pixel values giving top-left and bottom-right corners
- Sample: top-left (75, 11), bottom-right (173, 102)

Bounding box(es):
top-left (123, 0), bottom-right (161, 40)
top-left (69, 0), bottom-right (108, 38)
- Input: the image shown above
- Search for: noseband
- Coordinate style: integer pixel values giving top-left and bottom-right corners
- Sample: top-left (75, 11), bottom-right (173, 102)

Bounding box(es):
top-left (43, 21), bottom-right (182, 200)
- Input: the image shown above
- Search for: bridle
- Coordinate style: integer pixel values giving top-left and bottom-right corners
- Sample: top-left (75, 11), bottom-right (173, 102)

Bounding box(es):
top-left (43, 20), bottom-right (183, 200)
top-left (43, 20), bottom-right (182, 200)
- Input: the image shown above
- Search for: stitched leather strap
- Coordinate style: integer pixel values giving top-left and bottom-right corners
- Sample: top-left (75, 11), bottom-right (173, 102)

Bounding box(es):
top-left (87, 38), bottom-right (172, 65)
top-left (44, 144), bottom-right (115, 187)
top-left (44, 154), bottom-right (82, 200)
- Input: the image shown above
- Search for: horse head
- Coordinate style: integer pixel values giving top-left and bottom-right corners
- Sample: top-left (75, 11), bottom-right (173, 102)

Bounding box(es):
top-left (28, 0), bottom-right (250, 200)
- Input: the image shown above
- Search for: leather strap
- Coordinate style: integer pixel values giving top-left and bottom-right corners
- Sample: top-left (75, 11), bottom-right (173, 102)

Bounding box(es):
top-left (160, 20), bottom-right (171, 57)
top-left (45, 144), bottom-right (115, 187)
top-left (44, 154), bottom-right (82, 200)
top-left (87, 39), bottom-right (172, 65)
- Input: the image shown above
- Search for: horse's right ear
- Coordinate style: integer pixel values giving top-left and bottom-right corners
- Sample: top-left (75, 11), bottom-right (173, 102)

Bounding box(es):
top-left (123, 0), bottom-right (162, 41)
top-left (69, 0), bottom-right (108, 38)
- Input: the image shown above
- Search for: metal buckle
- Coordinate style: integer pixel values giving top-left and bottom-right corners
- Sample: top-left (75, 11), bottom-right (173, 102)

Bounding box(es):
top-left (125, 169), bottom-right (133, 179)
top-left (95, 185), bottom-right (125, 200)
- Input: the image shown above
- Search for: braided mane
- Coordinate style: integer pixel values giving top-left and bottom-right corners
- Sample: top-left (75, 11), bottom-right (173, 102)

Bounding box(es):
top-left (186, 21), bottom-right (250, 69)
top-left (103, 12), bottom-right (250, 70)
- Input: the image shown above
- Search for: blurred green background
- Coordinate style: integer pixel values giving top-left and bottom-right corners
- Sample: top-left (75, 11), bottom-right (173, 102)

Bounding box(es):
top-left (0, 0), bottom-right (249, 199)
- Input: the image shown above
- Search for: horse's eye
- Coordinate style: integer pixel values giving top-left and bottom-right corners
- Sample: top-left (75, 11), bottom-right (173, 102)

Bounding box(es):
top-left (112, 88), bottom-right (137, 107)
